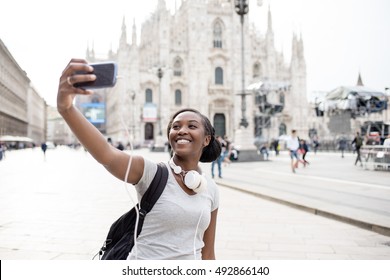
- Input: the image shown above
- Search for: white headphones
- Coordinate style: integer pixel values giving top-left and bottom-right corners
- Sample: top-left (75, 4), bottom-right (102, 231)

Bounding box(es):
top-left (169, 158), bottom-right (207, 194)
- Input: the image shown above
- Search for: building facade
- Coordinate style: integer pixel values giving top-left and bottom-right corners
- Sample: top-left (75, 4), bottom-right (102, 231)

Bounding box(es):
top-left (46, 106), bottom-right (74, 146)
top-left (0, 39), bottom-right (47, 146)
top-left (79, 0), bottom-right (308, 148)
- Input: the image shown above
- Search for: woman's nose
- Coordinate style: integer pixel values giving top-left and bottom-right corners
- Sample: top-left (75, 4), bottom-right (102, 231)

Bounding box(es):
top-left (177, 126), bottom-right (189, 134)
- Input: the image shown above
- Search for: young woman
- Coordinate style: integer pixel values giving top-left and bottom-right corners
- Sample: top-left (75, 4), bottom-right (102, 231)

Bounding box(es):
top-left (57, 59), bottom-right (221, 260)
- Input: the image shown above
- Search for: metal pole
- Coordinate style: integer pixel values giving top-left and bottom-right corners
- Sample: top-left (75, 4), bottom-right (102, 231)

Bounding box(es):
top-left (157, 68), bottom-right (163, 136)
top-left (237, 0), bottom-right (249, 128)
top-left (131, 92), bottom-right (136, 142)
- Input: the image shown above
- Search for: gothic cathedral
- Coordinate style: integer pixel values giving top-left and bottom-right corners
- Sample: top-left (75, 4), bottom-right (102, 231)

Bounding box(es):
top-left (78, 0), bottom-right (308, 149)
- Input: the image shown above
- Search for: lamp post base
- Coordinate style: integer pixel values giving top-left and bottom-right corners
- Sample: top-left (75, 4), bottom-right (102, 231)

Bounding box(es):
top-left (151, 134), bottom-right (166, 152)
top-left (236, 149), bottom-right (264, 162)
top-left (233, 127), bottom-right (263, 162)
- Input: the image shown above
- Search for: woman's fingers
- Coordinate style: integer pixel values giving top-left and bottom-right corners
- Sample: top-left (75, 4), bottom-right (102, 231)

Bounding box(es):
top-left (59, 58), bottom-right (96, 92)
top-left (57, 59), bottom-right (96, 112)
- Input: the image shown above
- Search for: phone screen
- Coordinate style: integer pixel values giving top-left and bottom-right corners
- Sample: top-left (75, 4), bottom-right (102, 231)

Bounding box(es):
top-left (74, 62), bottom-right (117, 89)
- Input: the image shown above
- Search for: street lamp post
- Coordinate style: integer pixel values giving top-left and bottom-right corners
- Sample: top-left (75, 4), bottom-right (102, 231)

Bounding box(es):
top-left (157, 67), bottom-right (163, 136)
top-left (235, 0), bottom-right (249, 128)
top-left (131, 92), bottom-right (136, 143)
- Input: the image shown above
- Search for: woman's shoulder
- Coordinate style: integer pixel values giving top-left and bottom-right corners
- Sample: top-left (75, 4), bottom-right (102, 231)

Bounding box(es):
top-left (135, 158), bottom-right (160, 196)
top-left (205, 176), bottom-right (218, 195)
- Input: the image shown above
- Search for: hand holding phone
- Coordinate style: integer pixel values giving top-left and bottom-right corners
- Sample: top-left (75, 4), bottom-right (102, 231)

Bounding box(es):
top-left (74, 62), bottom-right (118, 89)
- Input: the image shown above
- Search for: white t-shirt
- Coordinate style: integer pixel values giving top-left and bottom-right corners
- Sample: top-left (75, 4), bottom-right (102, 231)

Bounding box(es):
top-left (286, 136), bottom-right (300, 151)
top-left (127, 159), bottom-right (219, 260)
top-left (383, 138), bottom-right (390, 147)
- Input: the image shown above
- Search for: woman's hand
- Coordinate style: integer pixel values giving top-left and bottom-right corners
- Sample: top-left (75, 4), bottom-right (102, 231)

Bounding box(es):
top-left (57, 58), bottom-right (96, 113)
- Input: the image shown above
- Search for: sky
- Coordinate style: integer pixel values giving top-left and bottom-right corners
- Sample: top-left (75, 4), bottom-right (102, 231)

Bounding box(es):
top-left (0, 0), bottom-right (389, 106)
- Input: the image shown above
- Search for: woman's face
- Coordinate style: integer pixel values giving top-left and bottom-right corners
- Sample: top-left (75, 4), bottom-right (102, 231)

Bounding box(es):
top-left (168, 111), bottom-right (211, 158)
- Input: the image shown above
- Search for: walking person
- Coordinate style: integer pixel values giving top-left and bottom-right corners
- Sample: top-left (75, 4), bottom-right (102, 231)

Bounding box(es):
top-left (259, 143), bottom-right (269, 161)
top-left (287, 129), bottom-right (300, 173)
top-left (57, 58), bottom-right (222, 260)
top-left (41, 142), bottom-right (47, 161)
top-left (312, 135), bottom-right (320, 154)
top-left (222, 135), bottom-right (232, 166)
top-left (299, 139), bottom-right (309, 166)
top-left (351, 132), bottom-right (363, 166)
top-left (211, 136), bottom-right (224, 178)
top-left (272, 139), bottom-right (280, 156)
top-left (338, 135), bottom-right (348, 158)
top-left (0, 143), bottom-right (3, 161)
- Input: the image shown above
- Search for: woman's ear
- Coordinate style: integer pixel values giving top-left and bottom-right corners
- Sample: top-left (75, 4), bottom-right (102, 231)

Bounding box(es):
top-left (203, 135), bottom-right (211, 147)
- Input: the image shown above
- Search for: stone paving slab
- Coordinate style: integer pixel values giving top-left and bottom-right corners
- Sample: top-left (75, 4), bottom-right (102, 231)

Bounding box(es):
top-left (0, 147), bottom-right (389, 259)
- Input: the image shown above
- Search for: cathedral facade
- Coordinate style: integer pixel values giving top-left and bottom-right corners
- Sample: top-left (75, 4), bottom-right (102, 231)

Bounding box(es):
top-left (78, 0), bottom-right (308, 148)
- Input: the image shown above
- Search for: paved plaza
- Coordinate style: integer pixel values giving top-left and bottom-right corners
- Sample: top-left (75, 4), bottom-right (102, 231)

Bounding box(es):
top-left (0, 147), bottom-right (390, 259)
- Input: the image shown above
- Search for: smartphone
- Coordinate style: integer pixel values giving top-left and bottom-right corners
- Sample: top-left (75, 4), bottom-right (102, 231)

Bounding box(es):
top-left (74, 62), bottom-right (118, 89)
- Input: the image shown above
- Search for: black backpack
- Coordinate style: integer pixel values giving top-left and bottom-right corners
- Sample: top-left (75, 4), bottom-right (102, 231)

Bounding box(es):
top-left (98, 162), bottom-right (168, 260)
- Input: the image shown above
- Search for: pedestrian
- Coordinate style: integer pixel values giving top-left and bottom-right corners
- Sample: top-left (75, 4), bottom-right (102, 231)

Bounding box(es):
top-left (272, 139), bottom-right (280, 156)
top-left (338, 135), bottom-right (348, 158)
top-left (211, 136), bottom-right (224, 178)
top-left (116, 142), bottom-right (124, 151)
top-left (0, 143), bottom-right (3, 161)
top-left (1, 143), bottom-right (6, 159)
top-left (41, 142), bottom-right (47, 160)
top-left (351, 132), bottom-right (363, 166)
top-left (259, 143), bottom-right (269, 160)
top-left (222, 135), bottom-right (232, 165)
top-left (299, 139), bottom-right (309, 166)
top-left (229, 145), bottom-right (239, 161)
top-left (57, 58), bottom-right (221, 260)
top-left (312, 135), bottom-right (320, 154)
top-left (286, 129), bottom-right (300, 173)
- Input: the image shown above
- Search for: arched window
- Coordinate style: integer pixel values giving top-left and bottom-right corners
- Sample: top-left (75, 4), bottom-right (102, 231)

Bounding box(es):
top-left (213, 21), bottom-right (223, 48)
top-left (279, 123), bottom-right (287, 136)
top-left (173, 58), bottom-right (183, 76)
top-left (253, 63), bottom-right (261, 78)
top-left (175, 89), bottom-right (182, 105)
top-left (145, 123), bottom-right (154, 140)
top-left (215, 67), bottom-right (223, 85)
top-left (279, 92), bottom-right (285, 105)
top-left (145, 88), bottom-right (153, 103)
top-left (213, 113), bottom-right (226, 137)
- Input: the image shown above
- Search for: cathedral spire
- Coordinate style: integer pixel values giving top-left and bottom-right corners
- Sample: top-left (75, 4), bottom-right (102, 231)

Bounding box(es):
top-left (291, 32), bottom-right (299, 63)
top-left (298, 31), bottom-right (304, 58)
top-left (132, 18), bottom-right (137, 46)
top-left (267, 4), bottom-right (273, 33)
top-left (158, 0), bottom-right (167, 11)
top-left (90, 41), bottom-right (95, 59)
top-left (356, 72), bottom-right (364, 86)
top-left (120, 16), bottom-right (127, 47)
top-left (266, 4), bottom-right (274, 46)
top-left (86, 42), bottom-right (90, 59)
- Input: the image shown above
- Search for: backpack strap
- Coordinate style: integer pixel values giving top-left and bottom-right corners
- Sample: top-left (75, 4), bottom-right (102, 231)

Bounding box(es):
top-left (135, 162), bottom-right (168, 237)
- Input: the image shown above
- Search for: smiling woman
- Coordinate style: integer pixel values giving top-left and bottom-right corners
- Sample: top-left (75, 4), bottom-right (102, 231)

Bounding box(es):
top-left (56, 58), bottom-right (222, 260)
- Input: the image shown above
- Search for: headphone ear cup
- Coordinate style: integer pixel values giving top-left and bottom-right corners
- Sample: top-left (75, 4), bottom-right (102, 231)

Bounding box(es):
top-left (184, 170), bottom-right (201, 190)
top-left (193, 175), bottom-right (207, 194)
